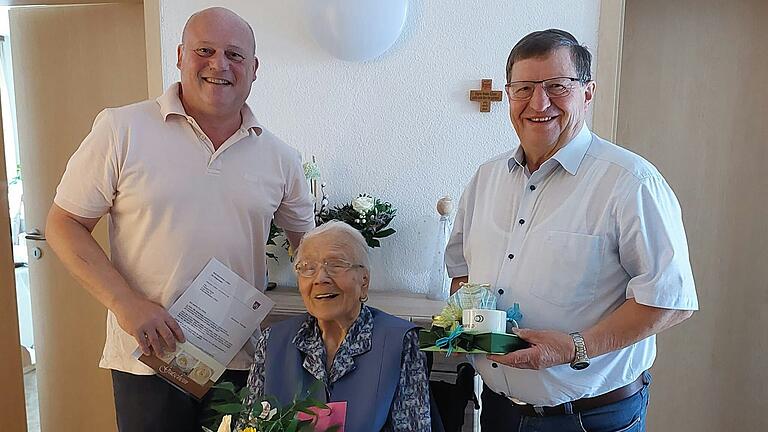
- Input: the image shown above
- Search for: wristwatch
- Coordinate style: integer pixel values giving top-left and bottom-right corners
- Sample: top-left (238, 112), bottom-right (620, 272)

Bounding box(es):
top-left (569, 332), bottom-right (590, 370)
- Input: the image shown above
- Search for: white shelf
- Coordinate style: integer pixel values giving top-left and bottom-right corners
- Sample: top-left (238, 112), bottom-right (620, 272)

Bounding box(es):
top-left (266, 286), bottom-right (446, 322)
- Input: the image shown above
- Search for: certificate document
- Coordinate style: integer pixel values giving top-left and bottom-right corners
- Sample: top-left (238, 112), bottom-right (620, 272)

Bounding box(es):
top-left (135, 258), bottom-right (274, 399)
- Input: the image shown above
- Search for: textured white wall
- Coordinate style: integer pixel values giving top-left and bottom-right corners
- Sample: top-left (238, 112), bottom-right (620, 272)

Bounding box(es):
top-left (159, 0), bottom-right (601, 293)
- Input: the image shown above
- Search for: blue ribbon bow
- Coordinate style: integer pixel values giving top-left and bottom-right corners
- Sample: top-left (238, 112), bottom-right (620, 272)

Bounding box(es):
top-left (506, 303), bottom-right (523, 327)
top-left (435, 324), bottom-right (464, 357)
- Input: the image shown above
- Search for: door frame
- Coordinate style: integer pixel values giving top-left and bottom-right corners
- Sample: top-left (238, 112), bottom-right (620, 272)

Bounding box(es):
top-left (144, 0), bottom-right (163, 98)
top-left (1, 102), bottom-right (26, 432)
top-left (592, 0), bottom-right (625, 142)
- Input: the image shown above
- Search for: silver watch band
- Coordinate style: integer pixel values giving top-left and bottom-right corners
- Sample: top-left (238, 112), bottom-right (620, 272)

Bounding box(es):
top-left (569, 331), bottom-right (590, 370)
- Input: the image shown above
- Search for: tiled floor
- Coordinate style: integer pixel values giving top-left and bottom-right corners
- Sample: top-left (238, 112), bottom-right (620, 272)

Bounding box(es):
top-left (23, 369), bottom-right (40, 432)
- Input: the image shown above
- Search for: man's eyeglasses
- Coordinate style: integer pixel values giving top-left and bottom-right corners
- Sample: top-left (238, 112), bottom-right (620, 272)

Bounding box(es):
top-left (505, 77), bottom-right (584, 101)
top-left (294, 259), bottom-right (365, 278)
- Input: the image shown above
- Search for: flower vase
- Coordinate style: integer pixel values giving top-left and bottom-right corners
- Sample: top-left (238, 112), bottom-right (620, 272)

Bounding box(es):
top-left (426, 214), bottom-right (451, 300)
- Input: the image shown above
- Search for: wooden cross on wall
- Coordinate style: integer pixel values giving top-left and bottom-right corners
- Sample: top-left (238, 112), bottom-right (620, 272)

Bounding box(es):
top-left (469, 79), bottom-right (503, 112)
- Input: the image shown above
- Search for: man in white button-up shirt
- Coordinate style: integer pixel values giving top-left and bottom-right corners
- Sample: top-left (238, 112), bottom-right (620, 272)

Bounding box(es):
top-left (46, 8), bottom-right (315, 432)
top-left (446, 29), bottom-right (698, 431)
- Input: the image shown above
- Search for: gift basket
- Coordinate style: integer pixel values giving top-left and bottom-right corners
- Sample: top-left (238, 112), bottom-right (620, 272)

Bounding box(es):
top-left (419, 282), bottom-right (529, 355)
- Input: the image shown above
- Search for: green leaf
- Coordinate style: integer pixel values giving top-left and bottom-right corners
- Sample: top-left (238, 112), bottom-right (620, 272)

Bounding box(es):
top-left (372, 228), bottom-right (395, 238)
top-left (298, 421), bottom-right (318, 432)
top-left (212, 381), bottom-right (237, 393)
top-left (208, 389), bottom-right (235, 402)
top-left (210, 403), bottom-right (244, 414)
top-left (293, 400), bottom-right (315, 410)
top-left (305, 399), bottom-right (329, 410)
top-left (306, 379), bottom-right (325, 396)
top-left (286, 417), bottom-right (300, 432)
top-left (295, 406), bottom-right (318, 416)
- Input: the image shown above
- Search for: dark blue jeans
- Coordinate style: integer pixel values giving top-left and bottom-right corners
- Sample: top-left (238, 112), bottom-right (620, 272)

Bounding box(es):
top-left (481, 372), bottom-right (651, 432)
top-left (111, 369), bottom-right (248, 432)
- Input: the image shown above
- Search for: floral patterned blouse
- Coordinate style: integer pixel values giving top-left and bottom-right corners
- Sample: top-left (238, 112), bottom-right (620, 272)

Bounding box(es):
top-left (239, 305), bottom-right (431, 431)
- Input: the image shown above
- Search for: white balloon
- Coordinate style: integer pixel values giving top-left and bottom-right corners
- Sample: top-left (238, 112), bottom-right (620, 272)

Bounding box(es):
top-left (306, 0), bottom-right (409, 61)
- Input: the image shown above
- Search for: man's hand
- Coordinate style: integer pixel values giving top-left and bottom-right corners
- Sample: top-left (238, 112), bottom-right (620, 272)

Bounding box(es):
top-left (486, 328), bottom-right (573, 370)
top-left (485, 301), bottom-right (695, 370)
top-left (112, 294), bottom-right (186, 357)
top-left (47, 204), bottom-right (188, 356)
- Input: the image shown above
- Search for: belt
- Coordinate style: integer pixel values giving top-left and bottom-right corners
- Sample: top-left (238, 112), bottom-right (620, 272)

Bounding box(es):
top-left (509, 373), bottom-right (646, 417)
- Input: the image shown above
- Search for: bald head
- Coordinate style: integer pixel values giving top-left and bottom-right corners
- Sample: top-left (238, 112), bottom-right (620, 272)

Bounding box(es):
top-left (182, 7), bottom-right (256, 55)
top-left (176, 7), bottom-right (259, 123)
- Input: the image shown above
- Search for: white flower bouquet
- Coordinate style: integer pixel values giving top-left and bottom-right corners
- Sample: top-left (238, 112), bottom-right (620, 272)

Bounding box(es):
top-left (317, 194), bottom-right (397, 248)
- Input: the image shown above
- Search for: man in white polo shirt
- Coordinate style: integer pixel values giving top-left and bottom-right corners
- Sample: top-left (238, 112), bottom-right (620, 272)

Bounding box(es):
top-left (46, 7), bottom-right (314, 432)
top-left (445, 29), bottom-right (698, 431)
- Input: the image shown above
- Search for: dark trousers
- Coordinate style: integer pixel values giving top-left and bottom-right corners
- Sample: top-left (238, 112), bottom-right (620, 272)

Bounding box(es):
top-left (480, 372), bottom-right (651, 432)
top-left (111, 369), bottom-right (249, 432)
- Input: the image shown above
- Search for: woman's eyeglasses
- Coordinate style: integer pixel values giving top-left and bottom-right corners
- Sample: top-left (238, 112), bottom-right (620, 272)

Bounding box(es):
top-left (294, 259), bottom-right (365, 278)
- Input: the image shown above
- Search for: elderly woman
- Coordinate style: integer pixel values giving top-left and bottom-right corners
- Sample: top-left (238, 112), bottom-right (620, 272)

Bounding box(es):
top-left (239, 221), bottom-right (432, 431)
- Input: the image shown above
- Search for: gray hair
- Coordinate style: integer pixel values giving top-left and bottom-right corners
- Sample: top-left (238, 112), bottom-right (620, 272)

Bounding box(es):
top-left (506, 29), bottom-right (592, 83)
top-left (294, 221), bottom-right (370, 270)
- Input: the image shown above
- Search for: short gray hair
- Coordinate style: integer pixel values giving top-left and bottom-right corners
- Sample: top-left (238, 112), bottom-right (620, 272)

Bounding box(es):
top-left (294, 221), bottom-right (370, 269)
top-left (506, 29), bottom-right (592, 83)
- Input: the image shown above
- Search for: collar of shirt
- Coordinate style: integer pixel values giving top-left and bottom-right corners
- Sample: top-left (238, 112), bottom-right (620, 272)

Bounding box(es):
top-left (292, 305), bottom-right (374, 384)
top-left (156, 82), bottom-right (263, 136)
top-left (508, 123), bottom-right (592, 176)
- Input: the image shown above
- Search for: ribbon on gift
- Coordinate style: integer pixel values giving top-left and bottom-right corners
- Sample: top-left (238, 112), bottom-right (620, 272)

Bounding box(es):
top-left (435, 324), bottom-right (464, 356)
top-left (419, 326), bottom-right (529, 355)
top-left (506, 303), bottom-right (522, 328)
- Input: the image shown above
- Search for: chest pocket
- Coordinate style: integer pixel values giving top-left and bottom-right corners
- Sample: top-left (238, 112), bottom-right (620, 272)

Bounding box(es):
top-left (238, 172), bottom-right (282, 216)
top-left (529, 231), bottom-right (604, 307)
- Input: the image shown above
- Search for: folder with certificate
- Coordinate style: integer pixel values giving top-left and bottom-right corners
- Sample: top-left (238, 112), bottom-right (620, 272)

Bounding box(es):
top-left (134, 258), bottom-right (274, 399)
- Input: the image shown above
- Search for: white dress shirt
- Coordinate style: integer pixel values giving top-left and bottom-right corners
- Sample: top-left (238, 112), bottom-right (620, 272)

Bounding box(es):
top-left (446, 124), bottom-right (698, 406)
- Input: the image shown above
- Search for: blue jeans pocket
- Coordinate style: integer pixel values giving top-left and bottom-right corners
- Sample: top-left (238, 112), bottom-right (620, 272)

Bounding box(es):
top-left (577, 414), bottom-right (641, 432)
top-left (576, 386), bottom-right (648, 432)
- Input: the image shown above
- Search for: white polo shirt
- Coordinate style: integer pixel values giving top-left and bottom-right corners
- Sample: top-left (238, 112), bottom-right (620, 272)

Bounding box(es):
top-left (446, 124), bottom-right (698, 406)
top-left (54, 83), bottom-right (315, 374)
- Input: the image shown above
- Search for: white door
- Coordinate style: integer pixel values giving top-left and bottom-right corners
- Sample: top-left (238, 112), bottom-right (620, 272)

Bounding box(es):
top-left (11, 3), bottom-right (148, 430)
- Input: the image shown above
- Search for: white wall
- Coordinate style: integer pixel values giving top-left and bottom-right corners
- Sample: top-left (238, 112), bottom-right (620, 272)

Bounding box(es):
top-left (159, 0), bottom-right (601, 292)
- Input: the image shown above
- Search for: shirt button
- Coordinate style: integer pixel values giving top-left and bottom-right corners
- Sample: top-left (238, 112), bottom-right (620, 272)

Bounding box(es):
top-left (507, 254), bottom-right (514, 260)
top-left (519, 219), bottom-right (525, 225)
top-left (498, 289), bottom-right (504, 295)
top-left (530, 185), bottom-right (536, 191)
top-left (492, 363), bottom-right (498, 368)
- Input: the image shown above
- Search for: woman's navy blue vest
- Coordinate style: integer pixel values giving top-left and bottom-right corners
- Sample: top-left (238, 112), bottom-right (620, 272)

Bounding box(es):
top-left (264, 307), bottom-right (416, 432)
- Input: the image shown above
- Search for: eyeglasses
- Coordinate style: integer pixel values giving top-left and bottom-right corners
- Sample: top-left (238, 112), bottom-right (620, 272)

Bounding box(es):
top-left (294, 259), bottom-right (365, 278)
top-left (505, 77), bottom-right (583, 101)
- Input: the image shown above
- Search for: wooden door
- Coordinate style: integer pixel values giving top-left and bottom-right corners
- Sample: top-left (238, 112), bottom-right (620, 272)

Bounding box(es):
top-left (10, 3), bottom-right (148, 430)
top-left (617, 0), bottom-right (768, 430)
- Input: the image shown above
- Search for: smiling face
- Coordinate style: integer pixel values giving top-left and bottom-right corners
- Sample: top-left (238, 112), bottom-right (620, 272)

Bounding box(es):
top-left (296, 232), bottom-right (369, 327)
top-left (176, 8), bottom-right (258, 121)
top-left (508, 47), bottom-right (595, 153)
